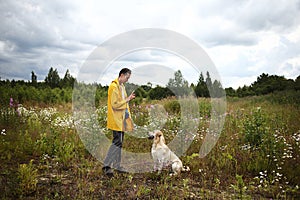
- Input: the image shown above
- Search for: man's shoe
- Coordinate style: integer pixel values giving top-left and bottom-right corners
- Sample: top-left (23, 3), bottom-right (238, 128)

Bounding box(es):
top-left (102, 166), bottom-right (114, 177)
top-left (115, 166), bottom-right (127, 174)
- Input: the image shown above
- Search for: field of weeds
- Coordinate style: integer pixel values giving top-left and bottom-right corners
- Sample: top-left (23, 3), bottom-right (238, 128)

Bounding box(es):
top-left (0, 95), bottom-right (299, 199)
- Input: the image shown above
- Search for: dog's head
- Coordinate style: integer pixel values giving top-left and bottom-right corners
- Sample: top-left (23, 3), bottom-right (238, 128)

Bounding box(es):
top-left (148, 130), bottom-right (165, 144)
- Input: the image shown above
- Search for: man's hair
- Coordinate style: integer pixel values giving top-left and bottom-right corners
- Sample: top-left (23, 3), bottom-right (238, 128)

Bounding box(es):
top-left (119, 68), bottom-right (131, 77)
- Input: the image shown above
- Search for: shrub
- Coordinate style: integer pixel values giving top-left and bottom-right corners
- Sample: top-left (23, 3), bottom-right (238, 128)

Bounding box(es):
top-left (242, 107), bottom-right (267, 148)
top-left (163, 98), bottom-right (180, 114)
top-left (18, 160), bottom-right (38, 196)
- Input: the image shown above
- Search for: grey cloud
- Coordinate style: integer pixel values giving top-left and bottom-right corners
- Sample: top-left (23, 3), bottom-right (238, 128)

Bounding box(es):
top-left (0, 0), bottom-right (93, 80)
top-left (1, 2), bottom-right (56, 51)
top-left (0, 0), bottom-right (94, 52)
top-left (232, 0), bottom-right (300, 32)
top-left (193, 0), bottom-right (300, 47)
top-left (118, 49), bottom-right (170, 63)
top-left (263, 36), bottom-right (300, 75)
top-left (130, 64), bottom-right (174, 86)
top-left (201, 31), bottom-right (258, 47)
top-left (202, 0), bottom-right (300, 32)
top-left (1, 0), bottom-right (299, 88)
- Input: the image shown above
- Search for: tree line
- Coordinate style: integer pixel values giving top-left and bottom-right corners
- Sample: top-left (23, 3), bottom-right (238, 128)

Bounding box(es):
top-left (1, 67), bottom-right (300, 106)
top-left (225, 73), bottom-right (300, 97)
top-left (0, 67), bottom-right (76, 105)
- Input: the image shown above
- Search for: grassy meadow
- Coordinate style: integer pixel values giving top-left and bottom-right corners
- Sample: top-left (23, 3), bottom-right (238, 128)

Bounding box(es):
top-left (0, 93), bottom-right (300, 199)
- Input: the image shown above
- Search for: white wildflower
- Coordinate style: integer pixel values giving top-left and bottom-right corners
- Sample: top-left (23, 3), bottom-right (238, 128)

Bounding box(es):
top-left (1, 129), bottom-right (6, 135)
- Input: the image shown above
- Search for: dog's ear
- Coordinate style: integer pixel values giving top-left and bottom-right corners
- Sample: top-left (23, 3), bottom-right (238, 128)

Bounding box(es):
top-left (153, 132), bottom-right (160, 144)
top-left (159, 131), bottom-right (166, 143)
top-left (156, 131), bottom-right (166, 143)
top-left (156, 131), bottom-right (162, 138)
top-left (154, 131), bottom-right (160, 141)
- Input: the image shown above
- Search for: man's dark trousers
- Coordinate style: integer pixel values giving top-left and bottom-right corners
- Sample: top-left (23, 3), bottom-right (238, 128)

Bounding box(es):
top-left (103, 130), bottom-right (124, 169)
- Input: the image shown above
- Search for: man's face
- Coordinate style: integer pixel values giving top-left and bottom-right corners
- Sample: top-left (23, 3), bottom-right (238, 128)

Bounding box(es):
top-left (121, 73), bottom-right (131, 83)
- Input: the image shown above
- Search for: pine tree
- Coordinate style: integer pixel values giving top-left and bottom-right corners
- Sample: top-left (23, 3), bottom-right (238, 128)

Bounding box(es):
top-left (60, 69), bottom-right (75, 88)
top-left (167, 70), bottom-right (189, 96)
top-left (45, 67), bottom-right (61, 88)
top-left (31, 71), bottom-right (37, 86)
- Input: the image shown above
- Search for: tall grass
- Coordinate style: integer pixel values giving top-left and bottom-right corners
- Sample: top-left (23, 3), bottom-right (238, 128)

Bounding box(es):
top-left (0, 94), bottom-right (299, 199)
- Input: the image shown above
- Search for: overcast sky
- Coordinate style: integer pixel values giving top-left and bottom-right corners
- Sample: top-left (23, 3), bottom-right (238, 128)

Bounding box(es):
top-left (1, 0), bottom-right (300, 89)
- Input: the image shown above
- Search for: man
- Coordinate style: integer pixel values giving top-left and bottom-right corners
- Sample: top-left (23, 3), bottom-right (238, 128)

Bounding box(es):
top-left (102, 68), bottom-right (135, 177)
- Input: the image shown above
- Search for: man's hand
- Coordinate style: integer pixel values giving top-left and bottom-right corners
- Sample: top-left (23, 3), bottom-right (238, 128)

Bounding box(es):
top-left (126, 91), bottom-right (135, 102)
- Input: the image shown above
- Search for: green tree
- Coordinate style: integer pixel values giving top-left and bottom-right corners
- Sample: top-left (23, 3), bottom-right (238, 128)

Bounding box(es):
top-left (251, 73), bottom-right (290, 95)
top-left (225, 87), bottom-right (236, 97)
top-left (212, 79), bottom-right (225, 98)
top-left (167, 70), bottom-right (189, 96)
top-left (205, 71), bottom-right (213, 97)
top-left (294, 75), bottom-right (300, 90)
top-left (31, 71), bottom-right (37, 86)
top-left (45, 67), bottom-right (61, 88)
top-left (149, 86), bottom-right (173, 100)
top-left (195, 72), bottom-right (209, 97)
top-left (236, 85), bottom-right (253, 97)
top-left (60, 69), bottom-right (75, 88)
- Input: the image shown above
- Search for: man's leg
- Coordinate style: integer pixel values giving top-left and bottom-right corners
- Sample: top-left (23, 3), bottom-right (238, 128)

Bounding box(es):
top-left (103, 131), bottom-right (124, 174)
top-left (113, 131), bottom-right (124, 169)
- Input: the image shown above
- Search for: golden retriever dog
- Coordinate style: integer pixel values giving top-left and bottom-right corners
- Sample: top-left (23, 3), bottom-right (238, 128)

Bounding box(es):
top-left (148, 130), bottom-right (189, 175)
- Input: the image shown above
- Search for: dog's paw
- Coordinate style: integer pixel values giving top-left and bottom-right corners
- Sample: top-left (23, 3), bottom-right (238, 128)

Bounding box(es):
top-left (169, 171), bottom-right (179, 176)
top-left (183, 166), bottom-right (190, 171)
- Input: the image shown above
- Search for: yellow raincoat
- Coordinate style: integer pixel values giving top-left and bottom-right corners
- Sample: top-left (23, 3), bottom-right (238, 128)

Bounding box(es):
top-left (107, 78), bottom-right (134, 132)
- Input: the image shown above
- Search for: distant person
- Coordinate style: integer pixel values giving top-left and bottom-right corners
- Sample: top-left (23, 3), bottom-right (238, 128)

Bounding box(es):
top-left (102, 68), bottom-right (135, 177)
